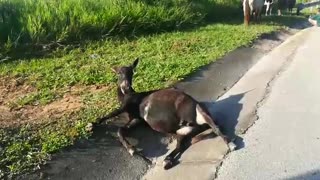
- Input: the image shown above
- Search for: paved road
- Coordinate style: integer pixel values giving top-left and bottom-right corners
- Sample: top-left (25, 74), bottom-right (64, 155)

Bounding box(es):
top-left (18, 23), bottom-right (310, 180)
top-left (216, 27), bottom-right (320, 180)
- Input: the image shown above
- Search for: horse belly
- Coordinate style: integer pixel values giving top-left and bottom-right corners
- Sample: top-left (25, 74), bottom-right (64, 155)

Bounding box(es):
top-left (148, 119), bottom-right (178, 134)
top-left (253, 0), bottom-right (264, 9)
top-left (140, 100), bottom-right (179, 133)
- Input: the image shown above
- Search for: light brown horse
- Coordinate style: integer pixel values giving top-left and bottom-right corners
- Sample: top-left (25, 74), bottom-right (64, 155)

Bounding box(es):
top-left (243, 0), bottom-right (265, 25)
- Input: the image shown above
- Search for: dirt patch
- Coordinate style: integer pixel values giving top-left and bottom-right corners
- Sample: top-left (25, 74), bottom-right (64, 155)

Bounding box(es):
top-left (0, 77), bottom-right (110, 128)
top-left (12, 94), bottom-right (83, 126)
top-left (0, 77), bottom-right (35, 104)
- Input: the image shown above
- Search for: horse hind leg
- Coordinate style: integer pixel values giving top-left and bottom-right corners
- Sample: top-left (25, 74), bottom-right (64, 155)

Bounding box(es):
top-left (255, 8), bottom-right (261, 22)
top-left (258, 8), bottom-right (262, 22)
top-left (191, 126), bottom-right (215, 144)
top-left (195, 104), bottom-right (236, 151)
top-left (266, 2), bottom-right (272, 16)
top-left (163, 125), bottom-right (202, 170)
top-left (195, 105), bottom-right (227, 140)
top-left (243, 0), bottom-right (250, 25)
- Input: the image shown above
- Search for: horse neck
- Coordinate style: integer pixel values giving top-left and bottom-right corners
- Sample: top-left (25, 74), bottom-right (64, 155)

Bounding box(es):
top-left (117, 86), bottom-right (136, 103)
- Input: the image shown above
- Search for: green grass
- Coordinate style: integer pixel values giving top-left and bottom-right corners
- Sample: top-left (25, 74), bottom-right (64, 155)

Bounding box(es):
top-left (0, 0), bottom-right (240, 48)
top-left (296, 0), bottom-right (319, 16)
top-left (301, 7), bottom-right (319, 16)
top-left (0, 14), bottom-right (306, 179)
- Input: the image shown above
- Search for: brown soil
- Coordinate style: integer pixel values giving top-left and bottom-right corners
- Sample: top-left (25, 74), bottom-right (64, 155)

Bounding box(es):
top-left (0, 77), bottom-right (110, 128)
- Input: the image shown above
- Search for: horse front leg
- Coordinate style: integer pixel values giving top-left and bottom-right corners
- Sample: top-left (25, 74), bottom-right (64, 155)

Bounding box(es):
top-left (118, 117), bottom-right (143, 156)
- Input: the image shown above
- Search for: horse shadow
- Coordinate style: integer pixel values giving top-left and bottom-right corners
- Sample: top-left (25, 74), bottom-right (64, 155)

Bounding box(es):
top-left (97, 115), bottom-right (171, 160)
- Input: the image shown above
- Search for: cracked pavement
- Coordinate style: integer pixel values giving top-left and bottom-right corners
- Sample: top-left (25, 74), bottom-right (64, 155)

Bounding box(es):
top-left (215, 27), bottom-right (320, 180)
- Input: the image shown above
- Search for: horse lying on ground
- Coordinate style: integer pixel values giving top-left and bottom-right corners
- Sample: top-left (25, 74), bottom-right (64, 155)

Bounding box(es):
top-left (95, 59), bottom-right (235, 169)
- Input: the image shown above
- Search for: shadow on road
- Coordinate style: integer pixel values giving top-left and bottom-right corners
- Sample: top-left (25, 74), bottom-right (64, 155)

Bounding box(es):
top-left (285, 169), bottom-right (320, 180)
top-left (203, 92), bottom-right (246, 150)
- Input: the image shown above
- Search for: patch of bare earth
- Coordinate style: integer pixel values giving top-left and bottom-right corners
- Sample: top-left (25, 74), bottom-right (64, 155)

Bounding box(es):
top-left (0, 77), bottom-right (110, 128)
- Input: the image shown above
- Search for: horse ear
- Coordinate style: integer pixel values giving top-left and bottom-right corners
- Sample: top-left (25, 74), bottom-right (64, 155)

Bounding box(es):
top-left (111, 67), bottom-right (119, 73)
top-left (132, 58), bottom-right (139, 69)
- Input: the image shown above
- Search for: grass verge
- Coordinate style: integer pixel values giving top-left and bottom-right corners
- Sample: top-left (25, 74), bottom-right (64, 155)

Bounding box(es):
top-left (0, 0), bottom-right (240, 48)
top-left (0, 15), bottom-right (306, 178)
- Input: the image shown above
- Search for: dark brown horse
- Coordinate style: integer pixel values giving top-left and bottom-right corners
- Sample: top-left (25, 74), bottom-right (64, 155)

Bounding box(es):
top-left (96, 59), bottom-right (235, 169)
top-left (277, 0), bottom-right (296, 15)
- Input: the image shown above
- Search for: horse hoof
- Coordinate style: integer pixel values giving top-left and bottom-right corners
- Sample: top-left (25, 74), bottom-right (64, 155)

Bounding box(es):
top-left (128, 148), bottom-right (135, 156)
top-left (163, 159), bottom-right (173, 170)
top-left (228, 142), bottom-right (237, 152)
